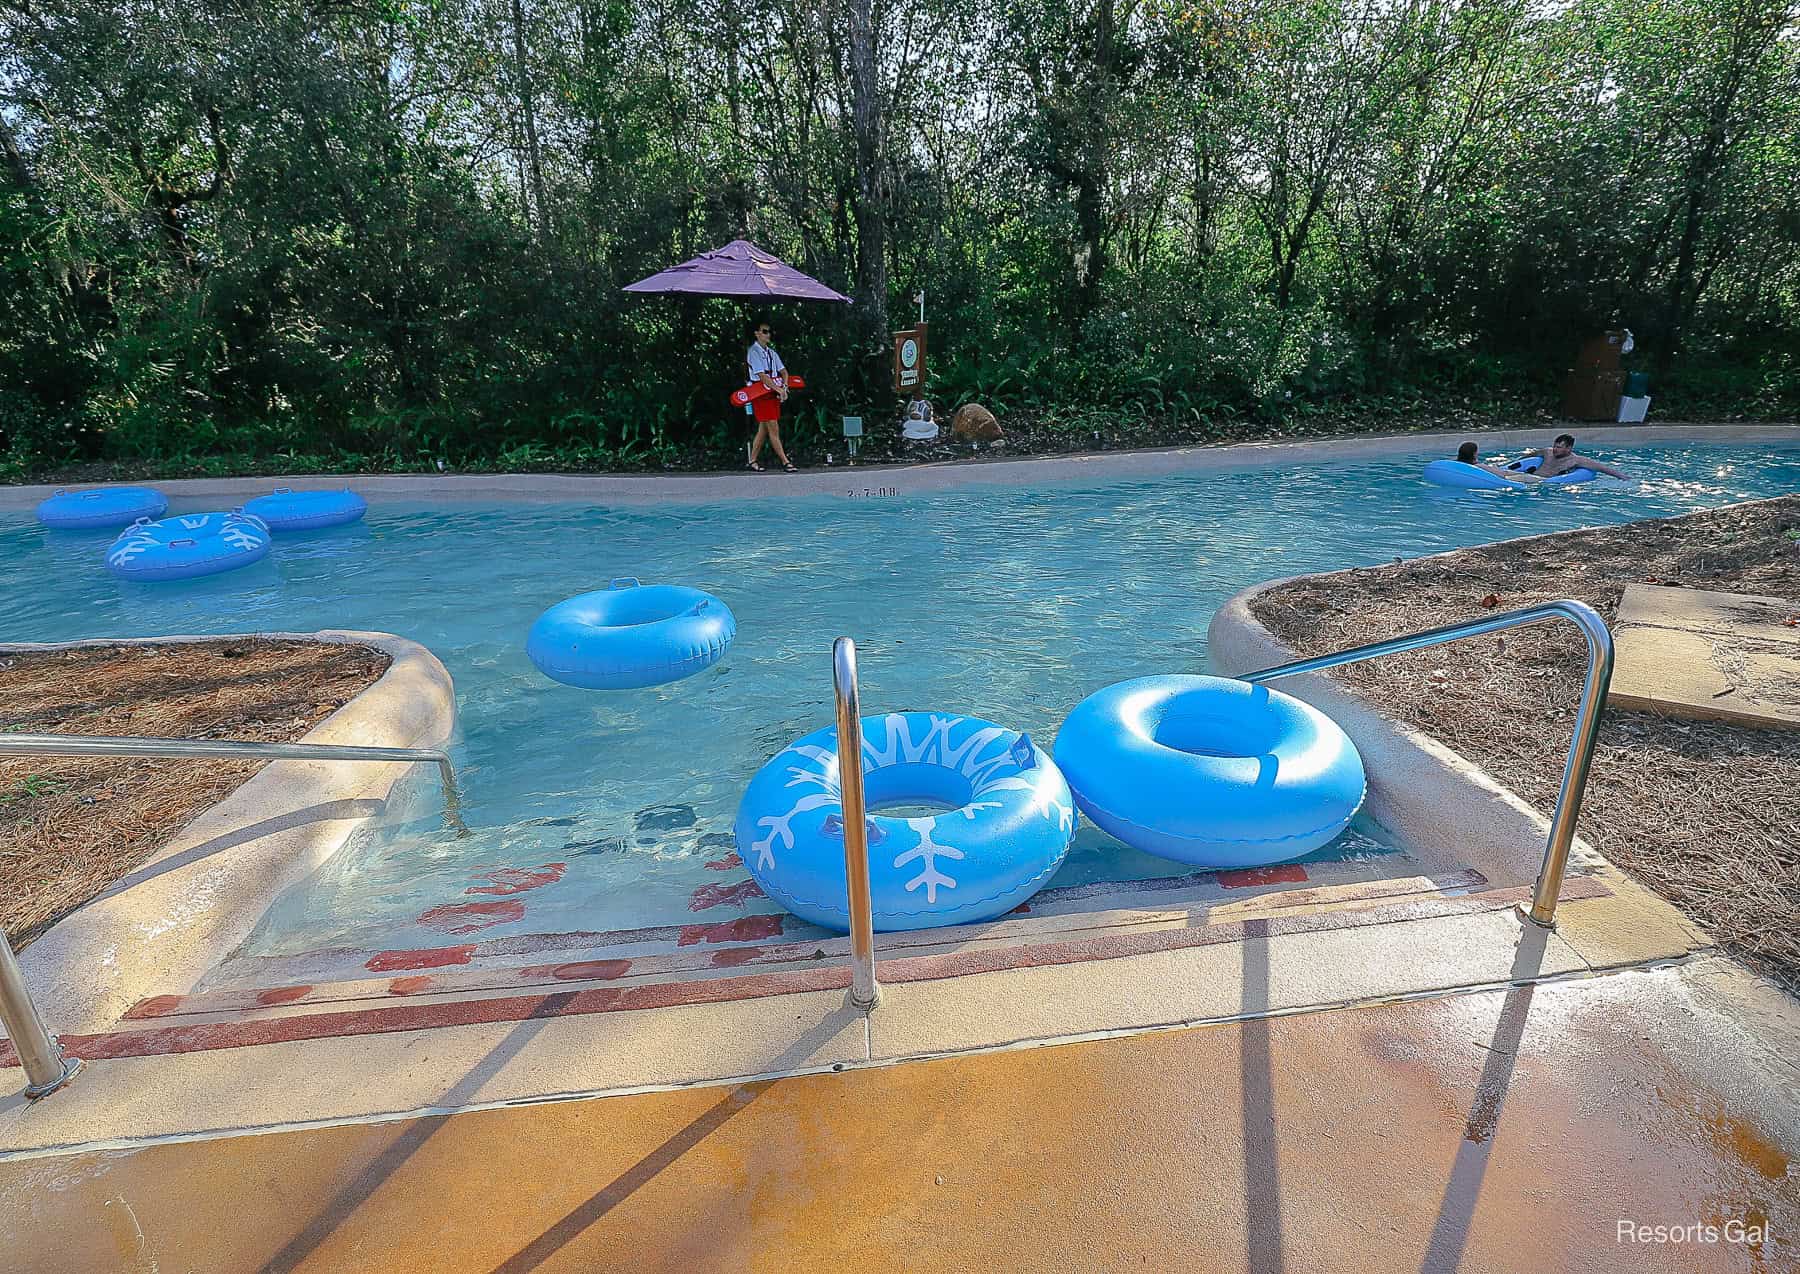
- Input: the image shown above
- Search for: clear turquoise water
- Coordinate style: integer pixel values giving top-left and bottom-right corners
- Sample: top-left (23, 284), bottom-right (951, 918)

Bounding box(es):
top-left (3, 442), bottom-right (1794, 955)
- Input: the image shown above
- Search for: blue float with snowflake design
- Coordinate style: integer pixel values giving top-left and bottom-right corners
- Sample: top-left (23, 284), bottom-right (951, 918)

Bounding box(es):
top-left (736, 712), bottom-right (1076, 932)
top-left (104, 511), bottom-right (273, 582)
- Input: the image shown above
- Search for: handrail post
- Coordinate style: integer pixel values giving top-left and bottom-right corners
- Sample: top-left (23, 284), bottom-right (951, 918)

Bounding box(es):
top-left (0, 928), bottom-right (80, 1098)
top-left (1241, 599), bottom-right (1614, 930)
top-left (1521, 603), bottom-right (1615, 927)
top-left (832, 637), bottom-right (880, 1012)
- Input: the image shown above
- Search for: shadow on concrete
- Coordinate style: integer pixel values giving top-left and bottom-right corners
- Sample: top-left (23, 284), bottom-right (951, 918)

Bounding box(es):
top-left (255, 997), bottom-right (857, 1274)
top-left (1418, 920), bottom-right (1550, 1274)
top-left (254, 989), bottom-right (579, 1274)
top-left (96, 798), bottom-right (387, 903)
top-left (1241, 917), bottom-right (1284, 1273)
top-left (484, 1008), bottom-right (860, 1273)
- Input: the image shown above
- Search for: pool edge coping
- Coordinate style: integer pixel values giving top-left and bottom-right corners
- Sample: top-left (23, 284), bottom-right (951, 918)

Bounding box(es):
top-left (2, 421), bottom-right (1795, 508)
top-left (1207, 577), bottom-right (1593, 890)
top-left (1205, 560), bottom-right (1714, 959)
top-left (7, 630), bottom-right (457, 1037)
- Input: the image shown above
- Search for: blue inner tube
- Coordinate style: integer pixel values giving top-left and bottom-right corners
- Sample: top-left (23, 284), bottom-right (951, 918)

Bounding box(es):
top-left (736, 712), bottom-right (1076, 932)
top-left (1054, 675), bottom-right (1365, 868)
top-left (526, 578), bottom-right (735, 689)
top-left (242, 487), bottom-right (367, 530)
top-left (36, 486), bottom-right (168, 529)
top-left (1422, 460), bottom-right (1528, 491)
top-left (105, 512), bottom-right (273, 582)
top-left (1507, 455), bottom-right (1597, 485)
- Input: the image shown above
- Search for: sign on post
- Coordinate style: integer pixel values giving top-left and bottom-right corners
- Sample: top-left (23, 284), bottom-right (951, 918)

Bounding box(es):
top-left (893, 324), bottom-right (927, 394)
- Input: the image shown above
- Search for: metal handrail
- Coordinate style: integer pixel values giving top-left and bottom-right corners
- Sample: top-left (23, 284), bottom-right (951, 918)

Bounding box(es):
top-left (832, 638), bottom-right (880, 1011)
top-left (1239, 599), bottom-right (1614, 928)
top-left (0, 730), bottom-right (467, 1098)
top-left (0, 935), bottom-right (79, 1098)
top-left (0, 733), bottom-right (465, 835)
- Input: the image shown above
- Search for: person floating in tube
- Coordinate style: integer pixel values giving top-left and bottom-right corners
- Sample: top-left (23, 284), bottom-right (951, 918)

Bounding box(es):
top-left (1519, 433), bottom-right (1633, 481)
top-left (744, 318), bottom-right (797, 472)
top-left (1457, 441), bottom-right (1541, 484)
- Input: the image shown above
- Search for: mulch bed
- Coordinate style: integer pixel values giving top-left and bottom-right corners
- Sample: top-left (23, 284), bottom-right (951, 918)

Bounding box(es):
top-left (0, 639), bottom-right (390, 947)
top-left (1250, 495), bottom-right (1800, 994)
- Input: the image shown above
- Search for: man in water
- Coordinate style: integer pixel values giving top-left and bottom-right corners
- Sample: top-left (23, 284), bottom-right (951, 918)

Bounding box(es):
top-left (1457, 441), bottom-right (1541, 483)
top-left (1521, 433), bottom-right (1633, 480)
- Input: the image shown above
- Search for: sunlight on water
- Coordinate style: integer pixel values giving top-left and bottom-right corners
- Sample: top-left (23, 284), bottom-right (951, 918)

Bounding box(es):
top-left (2, 441), bottom-right (1794, 953)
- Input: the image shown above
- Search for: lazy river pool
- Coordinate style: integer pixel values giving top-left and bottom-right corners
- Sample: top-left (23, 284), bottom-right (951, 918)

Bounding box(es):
top-left (3, 440), bottom-right (1796, 956)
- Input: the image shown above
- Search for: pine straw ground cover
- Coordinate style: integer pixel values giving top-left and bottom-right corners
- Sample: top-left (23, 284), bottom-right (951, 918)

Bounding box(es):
top-left (0, 639), bottom-right (389, 947)
top-left (1251, 495), bottom-right (1800, 994)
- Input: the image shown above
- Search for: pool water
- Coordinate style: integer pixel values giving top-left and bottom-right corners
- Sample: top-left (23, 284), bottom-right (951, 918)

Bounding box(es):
top-left (3, 442), bottom-right (1794, 955)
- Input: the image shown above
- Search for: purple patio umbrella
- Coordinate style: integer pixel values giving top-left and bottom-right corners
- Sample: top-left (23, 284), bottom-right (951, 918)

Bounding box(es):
top-left (623, 239), bottom-right (852, 303)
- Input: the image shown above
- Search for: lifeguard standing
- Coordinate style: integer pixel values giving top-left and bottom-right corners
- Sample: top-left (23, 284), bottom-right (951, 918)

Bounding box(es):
top-left (620, 240), bottom-right (847, 468)
top-left (744, 318), bottom-right (796, 472)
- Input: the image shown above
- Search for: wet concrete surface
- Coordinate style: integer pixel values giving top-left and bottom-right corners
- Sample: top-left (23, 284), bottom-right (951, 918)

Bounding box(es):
top-left (1, 960), bottom-right (1794, 1274)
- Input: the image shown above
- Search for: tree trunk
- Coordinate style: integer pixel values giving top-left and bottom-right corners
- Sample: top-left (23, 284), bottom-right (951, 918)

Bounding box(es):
top-left (510, 0), bottom-right (551, 240)
top-left (847, 0), bottom-right (888, 344)
top-left (1654, 0), bottom-right (1781, 375)
top-left (1071, 0), bottom-right (1115, 332)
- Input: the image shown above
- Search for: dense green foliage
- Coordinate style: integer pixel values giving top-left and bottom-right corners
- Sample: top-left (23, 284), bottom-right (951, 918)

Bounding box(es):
top-left (2, 0), bottom-right (1797, 478)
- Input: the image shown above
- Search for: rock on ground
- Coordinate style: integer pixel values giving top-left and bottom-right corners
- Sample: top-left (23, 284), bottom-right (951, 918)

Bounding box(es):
top-left (952, 403), bottom-right (1003, 441)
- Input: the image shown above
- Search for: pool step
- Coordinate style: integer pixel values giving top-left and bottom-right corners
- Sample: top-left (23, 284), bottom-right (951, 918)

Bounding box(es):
top-left (139, 859), bottom-right (1496, 1032)
top-left (203, 847), bottom-right (1456, 994)
top-left (31, 865), bottom-right (1628, 1074)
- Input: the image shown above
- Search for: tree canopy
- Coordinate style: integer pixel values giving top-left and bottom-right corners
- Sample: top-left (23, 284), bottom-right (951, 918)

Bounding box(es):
top-left (2, 0), bottom-right (1796, 475)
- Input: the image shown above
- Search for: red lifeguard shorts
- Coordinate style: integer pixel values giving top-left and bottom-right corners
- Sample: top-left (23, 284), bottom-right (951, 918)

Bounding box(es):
top-left (751, 394), bottom-right (782, 424)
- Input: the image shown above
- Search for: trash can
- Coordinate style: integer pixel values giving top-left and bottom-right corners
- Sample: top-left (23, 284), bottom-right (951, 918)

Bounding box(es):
top-left (1562, 329), bottom-right (1629, 421)
top-left (1563, 368), bottom-right (1624, 420)
top-left (1574, 331), bottom-right (1628, 371)
top-left (1618, 370), bottom-right (1650, 423)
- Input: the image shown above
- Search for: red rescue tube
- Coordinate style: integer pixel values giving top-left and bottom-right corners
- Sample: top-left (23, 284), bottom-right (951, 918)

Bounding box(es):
top-left (728, 374), bottom-right (805, 408)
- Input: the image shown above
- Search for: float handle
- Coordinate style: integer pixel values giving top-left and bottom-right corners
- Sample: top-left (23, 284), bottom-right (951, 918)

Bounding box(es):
top-left (169, 538), bottom-right (197, 548)
top-left (820, 812), bottom-right (886, 844)
top-left (609, 577), bottom-right (640, 590)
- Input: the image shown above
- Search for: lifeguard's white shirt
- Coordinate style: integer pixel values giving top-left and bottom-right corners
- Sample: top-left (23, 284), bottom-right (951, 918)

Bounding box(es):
top-left (746, 343), bottom-right (785, 384)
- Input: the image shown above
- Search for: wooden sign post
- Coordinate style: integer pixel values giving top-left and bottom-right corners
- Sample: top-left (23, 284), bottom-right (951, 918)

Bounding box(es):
top-left (892, 323), bottom-right (927, 394)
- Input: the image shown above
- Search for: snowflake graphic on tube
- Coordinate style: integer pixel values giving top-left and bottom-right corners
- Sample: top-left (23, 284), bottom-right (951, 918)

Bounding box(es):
top-left (893, 820), bottom-right (965, 902)
top-left (753, 714), bottom-right (1068, 899)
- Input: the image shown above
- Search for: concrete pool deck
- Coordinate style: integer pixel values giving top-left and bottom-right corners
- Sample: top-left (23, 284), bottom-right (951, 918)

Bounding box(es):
top-left (2, 951), bottom-right (1795, 1272)
top-left (0, 852), bottom-right (1729, 1151)
top-left (1, 421), bottom-right (1795, 509)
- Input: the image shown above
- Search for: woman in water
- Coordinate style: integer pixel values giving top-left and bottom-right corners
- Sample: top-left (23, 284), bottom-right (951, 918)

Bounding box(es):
top-left (1458, 441), bottom-right (1541, 484)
